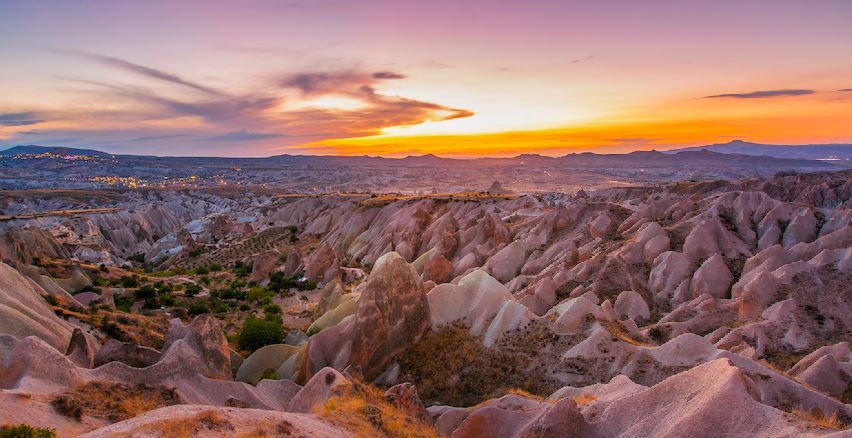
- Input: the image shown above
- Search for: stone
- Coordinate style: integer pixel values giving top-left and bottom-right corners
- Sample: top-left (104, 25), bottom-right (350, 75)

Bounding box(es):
top-left (385, 383), bottom-right (432, 424)
top-left (282, 246), bottom-right (302, 276)
top-left (236, 343), bottom-right (302, 384)
top-left (517, 397), bottom-right (589, 438)
top-left (303, 243), bottom-right (339, 288)
top-left (65, 328), bottom-right (94, 368)
top-left (314, 281), bottom-right (347, 319)
top-left (287, 367), bottom-right (346, 413)
top-left (483, 300), bottom-right (539, 347)
top-left (483, 241), bottom-right (526, 283)
top-left (348, 252), bottom-right (430, 381)
top-left (589, 212), bottom-right (614, 238)
top-left (690, 253), bottom-right (734, 299)
top-left (161, 314), bottom-right (231, 380)
top-left (285, 330), bottom-right (309, 347)
top-left (1, 336), bottom-right (85, 392)
top-left (422, 255), bottom-right (454, 284)
top-left (614, 290), bottom-right (650, 321)
top-left (93, 339), bottom-right (162, 368)
top-left (428, 270), bottom-right (515, 336)
top-left (797, 355), bottom-right (847, 396)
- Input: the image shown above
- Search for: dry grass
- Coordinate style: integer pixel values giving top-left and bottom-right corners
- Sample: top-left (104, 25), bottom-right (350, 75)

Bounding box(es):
top-left (597, 317), bottom-right (652, 347)
top-left (786, 406), bottom-right (846, 430)
top-left (317, 380), bottom-right (441, 438)
top-left (396, 322), bottom-right (559, 407)
top-left (154, 411), bottom-right (233, 438)
top-left (51, 381), bottom-right (179, 423)
top-left (573, 391), bottom-right (599, 407)
top-left (506, 388), bottom-right (546, 402)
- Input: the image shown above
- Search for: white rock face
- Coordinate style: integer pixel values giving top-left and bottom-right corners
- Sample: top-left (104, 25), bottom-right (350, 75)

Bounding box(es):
top-left (427, 270), bottom-right (514, 336)
top-left (614, 290), bottom-right (650, 321)
top-left (649, 251), bottom-right (691, 295)
top-left (483, 301), bottom-right (539, 347)
top-left (589, 212), bottom-right (614, 238)
top-left (483, 241), bottom-right (526, 283)
top-left (690, 253), bottom-right (734, 299)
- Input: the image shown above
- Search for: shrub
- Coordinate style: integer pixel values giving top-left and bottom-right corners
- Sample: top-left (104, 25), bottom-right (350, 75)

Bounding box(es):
top-left (208, 263), bottom-right (222, 272)
top-left (195, 266), bottom-right (210, 275)
top-left (0, 424), bottom-right (56, 438)
top-left (239, 304), bottom-right (250, 311)
top-left (184, 283), bottom-right (202, 297)
top-left (304, 281), bottom-right (317, 291)
top-left (51, 381), bottom-right (178, 423)
top-left (119, 275), bottom-right (139, 288)
top-left (44, 295), bottom-right (58, 306)
top-left (187, 302), bottom-right (209, 316)
top-left (307, 326), bottom-right (322, 337)
top-left (237, 315), bottom-right (285, 353)
top-left (133, 285), bottom-right (157, 301)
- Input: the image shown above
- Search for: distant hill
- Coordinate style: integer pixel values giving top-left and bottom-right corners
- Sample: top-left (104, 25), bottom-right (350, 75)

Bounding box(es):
top-left (0, 145), bottom-right (113, 157)
top-left (664, 140), bottom-right (852, 161)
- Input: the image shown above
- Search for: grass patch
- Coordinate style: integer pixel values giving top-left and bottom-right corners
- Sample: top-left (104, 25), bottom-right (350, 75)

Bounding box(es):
top-left (397, 322), bottom-right (559, 407)
top-left (317, 380), bottom-right (441, 438)
top-left (597, 317), bottom-right (652, 347)
top-left (51, 381), bottom-right (179, 422)
top-left (0, 424), bottom-right (56, 438)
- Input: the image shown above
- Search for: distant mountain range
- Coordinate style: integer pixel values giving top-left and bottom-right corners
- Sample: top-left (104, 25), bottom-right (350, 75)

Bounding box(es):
top-left (665, 140), bottom-right (852, 161)
top-left (0, 145), bottom-right (113, 157)
top-left (1, 142), bottom-right (846, 168)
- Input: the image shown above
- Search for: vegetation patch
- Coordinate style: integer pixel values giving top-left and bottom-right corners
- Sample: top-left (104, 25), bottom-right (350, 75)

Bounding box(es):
top-left (317, 380), bottom-right (441, 438)
top-left (51, 381), bottom-right (179, 423)
top-left (397, 322), bottom-right (558, 407)
top-left (0, 424), bottom-right (56, 438)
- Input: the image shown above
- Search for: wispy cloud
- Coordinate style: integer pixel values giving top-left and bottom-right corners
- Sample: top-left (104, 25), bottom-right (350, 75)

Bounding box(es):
top-left (72, 52), bottom-right (221, 95)
top-left (201, 128), bottom-right (287, 142)
top-left (704, 89), bottom-right (814, 99)
top-left (127, 134), bottom-right (193, 142)
top-left (604, 138), bottom-right (661, 142)
top-left (839, 89), bottom-right (852, 92)
top-left (17, 130), bottom-right (42, 135)
top-left (0, 112), bottom-right (45, 126)
top-left (372, 71), bottom-right (407, 79)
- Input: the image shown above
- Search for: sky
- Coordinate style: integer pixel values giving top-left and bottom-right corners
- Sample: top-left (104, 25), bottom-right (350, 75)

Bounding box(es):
top-left (0, 0), bottom-right (850, 158)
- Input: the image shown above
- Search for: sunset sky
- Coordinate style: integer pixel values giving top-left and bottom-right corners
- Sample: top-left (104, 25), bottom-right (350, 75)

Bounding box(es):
top-left (0, 0), bottom-right (850, 157)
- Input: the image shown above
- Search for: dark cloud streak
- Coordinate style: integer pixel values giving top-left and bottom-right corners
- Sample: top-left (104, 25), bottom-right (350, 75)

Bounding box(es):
top-left (704, 89), bottom-right (814, 99)
top-left (0, 112), bottom-right (45, 126)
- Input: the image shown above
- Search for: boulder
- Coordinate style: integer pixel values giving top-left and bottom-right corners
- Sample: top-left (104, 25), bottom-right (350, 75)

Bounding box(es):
top-left (1, 336), bottom-right (85, 392)
top-left (236, 344), bottom-right (302, 384)
top-left (250, 250), bottom-right (281, 282)
top-left (690, 253), bottom-right (734, 299)
top-left (428, 270), bottom-right (515, 336)
top-left (65, 327), bottom-right (95, 368)
top-left (303, 243), bottom-right (339, 288)
top-left (282, 246), bottom-right (302, 276)
top-left (93, 339), bottom-right (162, 368)
top-left (796, 355), bottom-right (847, 396)
top-left (614, 290), bottom-right (650, 321)
top-left (422, 255), bottom-right (454, 284)
top-left (309, 298), bottom-right (359, 332)
top-left (516, 397), bottom-right (589, 438)
top-left (483, 241), bottom-right (526, 283)
top-left (314, 281), bottom-right (347, 318)
top-left (287, 367), bottom-right (346, 413)
top-left (589, 212), bottom-right (614, 238)
top-left (285, 330), bottom-right (309, 347)
top-left (385, 382), bottom-right (432, 425)
top-left (348, 252), bottom-right (430, 381)
top-left (161, 314), bottom-right (231, 380)
top-left (483, 301), bottom-right (539, 347)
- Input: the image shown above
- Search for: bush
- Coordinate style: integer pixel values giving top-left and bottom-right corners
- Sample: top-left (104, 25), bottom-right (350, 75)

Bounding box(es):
top-left (187, 302), bottom-right (209, 316)
top-left (237, 315), bottom-right (286, 353)
top-left (134, 285), bottom-right (157, 301)
top-left (195, 266), bottom-right (210, 275)
top-left (0, 424), bottom-right (56, 438)
top-left (188, 249), bottom-right (202, 258)
top-left (119, 275), bottom-right (139, 288)
top-left (239, 304), bottom-right (250, 311)
top-left (304, 281), bottom-right (317, 291)
top-left (44, 295), bottom-right (58, 306)
top-left (208, 263), bottom-right (222, 272)
top-left (184, 283), bottom-right (202, 297)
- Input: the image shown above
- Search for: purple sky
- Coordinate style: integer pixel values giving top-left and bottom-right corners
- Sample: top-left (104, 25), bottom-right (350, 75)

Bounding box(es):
top-left (0, 0), bottom-right (850, 157)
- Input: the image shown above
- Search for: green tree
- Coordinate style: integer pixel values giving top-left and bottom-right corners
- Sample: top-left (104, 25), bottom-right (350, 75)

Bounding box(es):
top-left (237, 315), bottom-right (286, 353)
